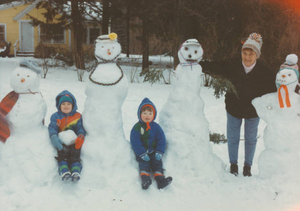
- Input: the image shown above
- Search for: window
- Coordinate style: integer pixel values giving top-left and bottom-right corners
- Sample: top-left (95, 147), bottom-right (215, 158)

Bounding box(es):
top-left (0, 24), bottom-right (6, 42)
top-left (83, 27), bottom-right (101, 44)
top-left (40, 26), bottom-right (65, 44)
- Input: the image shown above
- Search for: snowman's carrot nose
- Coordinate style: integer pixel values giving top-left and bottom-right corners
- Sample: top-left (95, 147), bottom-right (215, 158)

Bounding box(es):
top-left (21, 78), bottom-right (25, 82)
top-left (107, 49), bottom-right (111, 55)
top-left (282, 75), bottom-right (286, 78)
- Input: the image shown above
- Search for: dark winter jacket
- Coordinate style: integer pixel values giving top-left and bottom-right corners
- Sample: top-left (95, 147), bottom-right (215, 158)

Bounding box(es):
top-left (201, 59), bottom-right (277, 118)
top-left (48, 90), bottom-right (86, 137)
top-left (130, 98), bottom-right (166, 157)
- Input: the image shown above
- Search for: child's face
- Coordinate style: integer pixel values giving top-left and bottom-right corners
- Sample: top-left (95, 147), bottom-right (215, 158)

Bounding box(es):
top-left (141, 110), bottom-right (154, 123)
top-left (60, 102), bottom-right (72, 114)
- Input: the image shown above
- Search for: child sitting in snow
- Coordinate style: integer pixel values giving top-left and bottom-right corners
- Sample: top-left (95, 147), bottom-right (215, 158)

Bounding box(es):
top-left (130, 98), bottom-right (172, 189)
top-left (48, 90), bottom-right (86, 181)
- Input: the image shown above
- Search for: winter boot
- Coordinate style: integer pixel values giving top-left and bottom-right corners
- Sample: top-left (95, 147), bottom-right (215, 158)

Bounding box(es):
top-left (243, 165), bottom-right (252, 177)
top-left (154, 172), bottom-right (172, 189)
top-left (230, 164), bottom-right (238, 176)
top-left (58, 161), bottom-right (71, 181)
top-left (70, 162), bottom-right (82, 182)
top-left (141, 171), bottom-right (152, 189)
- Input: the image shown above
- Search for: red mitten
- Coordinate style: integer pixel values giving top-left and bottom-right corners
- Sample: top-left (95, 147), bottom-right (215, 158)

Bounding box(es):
top-left (75, 134), bottom-right (85, 149)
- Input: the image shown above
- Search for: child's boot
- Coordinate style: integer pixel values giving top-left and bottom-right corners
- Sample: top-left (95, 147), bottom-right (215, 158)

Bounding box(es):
top-left (58, 161), bottom-right (71, 181)
top-left (141, 171), bottom-right (152, 189)
top-left (70, 162), bottom-right (82, 182)
top-left (154, 172), bottom-right (172, 189)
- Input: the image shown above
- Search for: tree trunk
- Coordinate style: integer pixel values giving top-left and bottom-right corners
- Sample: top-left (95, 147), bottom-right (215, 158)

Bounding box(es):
top-left (71, 0), bottom-right (85, 69)
top-left (142, 1), bottom-right (149, 71)
top-left (172, 0), bottom-right (182, 68)
top-left (126, 0), bottom-right (130, 57)
top-left (102, 0), bottom-right (110, 34)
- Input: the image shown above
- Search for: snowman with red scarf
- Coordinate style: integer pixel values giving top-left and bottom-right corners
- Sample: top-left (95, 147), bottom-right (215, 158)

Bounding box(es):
top-left (252, 54), bottom-right (300, 179)
top-left (159, 39), bottom-right (224, 185)
top-left (0, 60), bottom-right (56, 187)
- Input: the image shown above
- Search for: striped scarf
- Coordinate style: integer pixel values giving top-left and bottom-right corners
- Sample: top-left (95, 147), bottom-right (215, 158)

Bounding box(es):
top-left (278, 85), bottom-right (291, 108)
top-left (0, 91), bottom-right (19, 143)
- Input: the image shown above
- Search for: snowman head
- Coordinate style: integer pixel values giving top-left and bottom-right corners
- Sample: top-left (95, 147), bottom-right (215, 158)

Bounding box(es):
top-left (276, 54), bottom-right (299, 88)
top-left (10, 60), bottom-right (41, 93)
top-left (178, 39), bottom-right (203, 64)
top-left (94, 33), bottom-right (121, 62)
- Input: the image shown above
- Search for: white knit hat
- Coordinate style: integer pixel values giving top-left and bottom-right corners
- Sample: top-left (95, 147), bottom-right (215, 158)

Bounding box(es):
top-left (242, 33), bottom-right (263, 58)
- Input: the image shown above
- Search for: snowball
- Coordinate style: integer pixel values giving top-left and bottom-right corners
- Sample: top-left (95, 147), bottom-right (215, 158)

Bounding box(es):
top-left (58, 130), bottom-right (77, 146)
top-left (286, 54), bottom-right (298, 64)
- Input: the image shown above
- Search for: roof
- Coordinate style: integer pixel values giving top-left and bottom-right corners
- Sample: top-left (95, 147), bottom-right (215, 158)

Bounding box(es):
top-left (0, 1), bottom-right (25, 11)
top-left (13, 1), bottom-right (40, 21)
top-left (0, 0), bottom-right (102, 22)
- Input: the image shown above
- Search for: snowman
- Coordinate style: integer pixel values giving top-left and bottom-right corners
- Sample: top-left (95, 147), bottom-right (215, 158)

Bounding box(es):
top-left (252, 54), bottom-right (300, 179)
top-left (159, 39), bottom-right (224, 184)
top-left (0, 60), bottom-right (56, 188)
top-left (82, 33), bottom-right (136, 190)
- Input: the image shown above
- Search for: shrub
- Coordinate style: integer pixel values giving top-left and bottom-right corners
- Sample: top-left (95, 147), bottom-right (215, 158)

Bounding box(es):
top-left (139, 67), bottom-right (172, 84)
top-left (209, 132), bottom-right (227, 144)
top-left (34, 42), bottom-right (74, 66)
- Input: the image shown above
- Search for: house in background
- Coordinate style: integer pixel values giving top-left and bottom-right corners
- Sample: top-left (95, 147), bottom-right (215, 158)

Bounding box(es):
top-left (0, 1), bottom-right (102, 57)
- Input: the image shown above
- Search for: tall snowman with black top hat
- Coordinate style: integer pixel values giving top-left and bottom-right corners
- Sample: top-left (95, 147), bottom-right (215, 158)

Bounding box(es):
top-left (82, 33), bottom-right (136, 189)
top-left (159, 39), bottom-right (224, 185)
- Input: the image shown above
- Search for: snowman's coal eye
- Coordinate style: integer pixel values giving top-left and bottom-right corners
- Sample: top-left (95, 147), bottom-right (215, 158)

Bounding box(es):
top-left (112, 47), bottom-right (114, 49)
top-left (288, 74), bottom-right (291, 76)
top-left (102, 46), bottom-right (104, 48)
top-left (185, 47), bottom-right (188, 51)
top-left (17, 74), bottom-right (19, 76)
top-left (27, 75), bottom-right (30, 77)
top-left (195, 50), bottom-right (198, 54)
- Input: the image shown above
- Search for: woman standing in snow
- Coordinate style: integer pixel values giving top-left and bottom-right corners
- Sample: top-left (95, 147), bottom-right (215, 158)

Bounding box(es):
top-left (201, 33), bottom-right (277, 176)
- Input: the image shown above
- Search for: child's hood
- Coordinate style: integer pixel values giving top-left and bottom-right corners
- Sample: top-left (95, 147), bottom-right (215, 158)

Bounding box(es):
top-left (55, 90), bottom-right (78, 115)
top-left (137, 98), bottom-right (157, 123)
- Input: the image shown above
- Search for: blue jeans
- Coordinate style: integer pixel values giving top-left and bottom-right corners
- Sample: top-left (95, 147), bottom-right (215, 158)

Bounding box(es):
top-left (226, 112), bottom-right (260, 166)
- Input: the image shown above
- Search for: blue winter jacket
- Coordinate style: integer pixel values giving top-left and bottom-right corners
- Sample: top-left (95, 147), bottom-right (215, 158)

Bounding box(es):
top-left (130, 98), bottom-right (166, 157)
top-left (48, 90), bottom-right (86, 137)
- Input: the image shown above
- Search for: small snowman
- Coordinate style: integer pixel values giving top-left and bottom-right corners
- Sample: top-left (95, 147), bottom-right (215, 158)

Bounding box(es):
top-left (252, 54), bottom-right (300, 179)
top-left (159, 39), bottom-right (224, 184)
top-left (82, 33), bottom-right (136, 189)
top-left (0, 60), bottom-right (56, 187)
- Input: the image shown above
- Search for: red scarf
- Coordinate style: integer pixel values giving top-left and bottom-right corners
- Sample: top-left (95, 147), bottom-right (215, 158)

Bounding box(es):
top-left (0, 91), bottom-right (19, 143)
top-left (278, 85), bottom-right (291, 108)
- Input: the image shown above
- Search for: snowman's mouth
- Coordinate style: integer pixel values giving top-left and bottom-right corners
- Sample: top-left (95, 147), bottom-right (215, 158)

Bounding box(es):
top-left (277, 79), bottom-right (286, 83)
top-left (186, 59), bottom-right (197, 62)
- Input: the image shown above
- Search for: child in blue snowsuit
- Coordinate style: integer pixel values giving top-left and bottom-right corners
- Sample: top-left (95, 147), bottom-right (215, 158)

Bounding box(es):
top-left (48, 90), bottom-right (86, 181)
top-left (130, 98), bottom-right (172, 189)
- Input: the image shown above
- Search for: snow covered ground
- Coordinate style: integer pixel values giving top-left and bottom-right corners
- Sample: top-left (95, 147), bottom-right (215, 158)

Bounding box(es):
top-left (0, 57), bottom-right (299, 211)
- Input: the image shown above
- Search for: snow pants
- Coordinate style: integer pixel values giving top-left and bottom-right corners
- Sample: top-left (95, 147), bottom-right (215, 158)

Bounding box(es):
top-left (56, 144), bottom-right (81, 165)
top-left (136, 152), bottom-right (163, 174)
top-left (226, 112), bottom-right (260, 166)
